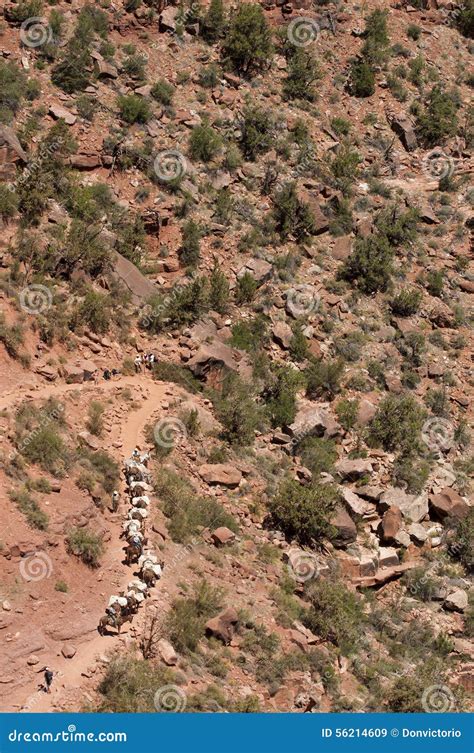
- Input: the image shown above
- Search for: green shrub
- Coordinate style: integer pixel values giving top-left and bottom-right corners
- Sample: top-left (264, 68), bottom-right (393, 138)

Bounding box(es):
top-left (215, 373), bottom-right (261, 446)
top-left (15, 404), bottom-right (67, 476)
top-left (189, 123), bottom-right (221, 164)
top-left (151, 79), bottom-right (175, 106)
top-left (331, 146), bottom-right (360, 194)
top-left (368, 394), bottom-right (425, 454)
top-left (426, 269), bottom-right (444, 298)
top-left (330, 117), bottom-right (351, 136)
top-left (209, 261), bottom-right (230, 313)
top-left (415, 86), bottom-right (459, 146)
top-left (77, 448), bottom-right (119, 494)
top-left (166, 581), bottom-right (223, 653)
top-left (9, 487), bottom-right (49, 530)
top-left (50, 7), bottom-right (104, 94)
top-left (198, 64), bottom-right (220, 89)
top-left (392, 455), bottom-right (430, 494)
top-left (222, 2), bottom-right (273, 76)
top-left (334, 331), bottom-right (365, 362)
top-left (230, 315), bottom-right (268, 352)
top-left (390, 289), bottom-right (422, 317)
top-left (155, 468), bottom-right (238, 543)
top-left (122, 53), bottom-right (147, 81)
top-left (335, 399), bottom-right (359, 430)
top-left (0, 185), bottom-right (19, 221)
top-left (72, 290), bottom-right (111, 334)
top-left (269, 477), bottom-right (339, 546)
top-left (55, 580), bottom-right (68, 592)
top-left (340, 234), bottom-right (393, 293)
top-left (76, 94), bottom-right (98, 122)
top-left (283, 49), bottom-right (321, 102)
top-left (303, 579), bottom-right (365, 654)
top-left (305, 358), bottom-right (344, 400)
top-left (456, 0), bottom-right (474, 39)
top-left (66, 527), bottom-right (104, 567)
top-left (201, 0), bottom-right (225, 42)
top-left (87, 401), bottom-right (105, 437)
top-left (289, 322), bottom-right (309, 362)
top-left (235, 272), bottom-right (257, 304)
top-left (117, 94), bottom-right (151, 124)
top-left (403, 566), bottom-right (438, 602)
top-left (97, 655), bottom-right (175, 712)
top-left (240, 106), bottom-right (272, 160)
top-left (361, 9), bottom-right (390, 64)
top-left (273, 181), bottom-right (316, 241)
top-left (295, 437), bottom-right (337, 477)
top-left (264, 366), bottom-right (299, 429)
top-left (179, 219), bottom-right (201, 267)
top-left (349, 59), bottom-right (375, 98)
top-left (0, 60), bottom-right (28, 122)
top-left (407, 24), bottom-right (421, 40)
top-left (7, 0), bottom-right (43, 23)
top-left (446, 509), bottom-right (474, 573)
top-left (0, 314), bottom-right (24, 360)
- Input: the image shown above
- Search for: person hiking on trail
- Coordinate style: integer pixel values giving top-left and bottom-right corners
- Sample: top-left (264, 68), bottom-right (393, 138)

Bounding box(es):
top-left (44, 667), bottom-right (54, 694)
top-left (103, 368), bottom-right (111, 381)
top-left (134, 355), bottom-right (142, 373)
top-left (148, 352), bottom-right (155, 369)
top-left (111, 490), bottom-right (120, 512)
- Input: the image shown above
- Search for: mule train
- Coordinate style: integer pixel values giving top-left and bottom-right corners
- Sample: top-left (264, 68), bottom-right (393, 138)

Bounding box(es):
top-left (98, 447), bottom-right (163, 635)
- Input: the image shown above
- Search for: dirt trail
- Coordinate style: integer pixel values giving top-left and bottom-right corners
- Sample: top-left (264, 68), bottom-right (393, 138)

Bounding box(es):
top-left (4, 374), bottom-right (178, 713)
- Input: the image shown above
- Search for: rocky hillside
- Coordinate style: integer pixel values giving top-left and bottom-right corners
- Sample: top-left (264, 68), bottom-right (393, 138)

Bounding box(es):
top-left (0, 0), bottom-right (472, 714)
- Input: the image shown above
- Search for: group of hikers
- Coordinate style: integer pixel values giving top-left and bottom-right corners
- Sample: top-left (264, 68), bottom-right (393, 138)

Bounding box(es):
top-left (134, 353), bottom-right (156, 373)
top-left (98, 446), bottom-right (163, 635)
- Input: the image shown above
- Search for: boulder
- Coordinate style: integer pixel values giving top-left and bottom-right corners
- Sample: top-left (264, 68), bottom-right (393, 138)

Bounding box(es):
top-left (179, 399), bottom-right (219, 435)
top-left (429, 487), bottom-right (469, 520)
top-left (69, 153), bottom-right (101, 169)
top-left (199, 463), bottom-right (242, 487)
top-left (96, 59), bottom-right (118, 78)
top-left (211, 527), bottom-right (236, 546)
top-left (159, 6), bottom-right (178, 31)
top-left (272, 321), bottom-right (293, 349)
top-left (444, 589), bottom-right (468, 613)
top-left (77, 359), bottom-right (98, 381)
top-left (63, 362), bottom-right (84, 384)
top-left (330, 505), bottom-right (357, 546)
top-left (342, 488), bottom-right (374, 518)
top-left (61, 643), bottom-right (77, 659)
top-left (295, 188), bottom-right (329, 234)
top-left (335, 458), bottom-right (372, 481)
top-left (378, 547), bottom-right (399, 568)
top-left (389, 116), bottom-right (417, 152)
top-left (205, 607), bottom-right (239, 644)
top-left (157, 639), bottom-right (178, 666)
top-left (379, 506), bottom-right (402, 542)
top-left (78, 431), bottom-right (100, 451)
top-left (331, 236), bottom-right (352, 261)
top-left (288, 404), bottom-right (339, 441)
top-left (237, 258), bottom-right (273, 285)
top-left (408, 523), bottom-right (428, 543)
top-left (379, 488), bottom-right (428, 523)
top-left (356, 399), bottom-right (377, 427)
top-left (0, 125), bottom-right (28, 177)
top-left (49, 104), bottom-right (76, 125)
top-left (188, 341), bottom-right (252, 383)
top-left (111, 251), bottom-right (156, 304)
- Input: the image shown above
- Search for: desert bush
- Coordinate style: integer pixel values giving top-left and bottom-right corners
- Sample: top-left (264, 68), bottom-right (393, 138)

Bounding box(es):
top-left (214, 373), bottom-right (261, 446)
top-left (166, 581), bottom-right (223, 653)
top-left (122, 53), bottom-right (147, 81)
top-left (296, 437), bottom-right (338, 477)
top-left (331, 146), bottom-right (360, 194)
top-left (15, 400), bottom-right (67, 476)
top-left (76, 95), bottom-right (98, 122)
top-left (415, 85), bottom-right (459, 146)
top-left (235, 272), bottom-right (257, 304)
top-left (426, 269), bottom-right (444, 298)
top-left (407, 23), bottom-right (421, 40)
top-left (230, 315), bottom-right (268, 352)
top-left (240, 106), bottom-right (272, 160)
top-left (222, 3), bottom-right (273, 76)
top-left (361, 9), bottom-right (390, 64)
top-left (392, 455), bottom-right (430, 494)
top-left (334, 331), bottom-right (365, 362)
top-left (179, 219), bottom-right (201, 267)
top-left (50, 7), bottom-right (105, 93)
top-left (7, 0), bottom-right (43, 23)
top-left (189, 122), bottom-right (221, 162)
top-left (77, 448), bottom-right (119, 494)
top-left (264, 365), bottom-right (300, 429)
top-left (340, 234), bottom-right (393, 293)
top-left (0, 185), bottom-right (19, 221)
top-left (349, 59), bottom-right (375, 98)
top-left (305, 358), bottom-right (344, 400)
top-left (151, 79), bottom-right (175, 106)
top-left (456, 0), bottom-right (474, 38)
top-left (117, 94), bottom-right (151, 124)
top-left (9, 487), bottom-right (49, 530)
top-left (289, 322), bottom-right (309, 362)
top-left (96, 655), bottom-right (175, 712)
top-left (403, 566), bottom-right (438, 602)
top-left (209, 261), bottom-right (230, 313)
top-left (390, 289), bottom-right (422, 317)
top-left (303, 579), bottom-right (365, 654)
top-left (66, 527), bottom-right (104, 567)
top-left (273, 182), bottom-right (316, 241)
top-left (0, 60), bottom-right (28, 122)
top-left (335, 399), bottom-right (359, 430)
top-left (446, 509), bottom-right (474, 573)
top-left (72, 290), bottom-right (112, 334)
top-left (269, 477), bottom-right (339, 546)
top-left (368, 394), bottom-right (425, 454)
top-left (0, 313), bottom-right (24, 360)
top-left (201, 0), bottom-right (225, 42)
top-left (283, 49), bottom-right (321, 102)
top-left (87, 401), bottom-right (105, 437)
